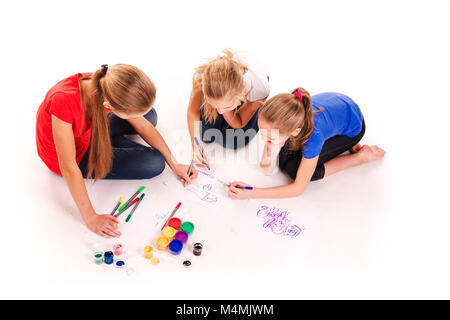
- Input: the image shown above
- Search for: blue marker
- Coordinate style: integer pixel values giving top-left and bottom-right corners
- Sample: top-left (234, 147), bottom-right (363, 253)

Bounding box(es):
top-left (236, 185), bottom-right (253, 190)
top-left (194, 137), bottom-right (210, 170)
top-left (218, 179), bottom-right (253, 190)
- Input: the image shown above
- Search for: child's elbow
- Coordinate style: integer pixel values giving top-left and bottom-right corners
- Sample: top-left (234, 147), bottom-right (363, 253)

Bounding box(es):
top-left (293, 190), bottom-right (304, 198)
top-left (291, 183), bottom-right (306, 197)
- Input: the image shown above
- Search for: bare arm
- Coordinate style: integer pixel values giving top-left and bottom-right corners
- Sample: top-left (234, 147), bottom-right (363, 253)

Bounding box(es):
top-left (127, 115), bottom-right (198, 183)
top-left (186, 85), bottom-right (210, 166)
top-left (229, 156), bottom-right (319, 199)
top-left (187, 86), bottom-right (204, 149)
top-left (52, 115), bottom-right (119, 237)
top-left (259, 141), bottom-right (284, 176)
top-left (222, 98), bottom-right (266, 129)
top-left (53, 115), bottom-right (95, 221)
top-left (127, 117), bottom-right (176, 168)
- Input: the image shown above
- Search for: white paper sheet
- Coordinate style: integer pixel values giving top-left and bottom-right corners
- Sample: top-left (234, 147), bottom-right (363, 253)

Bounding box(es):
top-left (163, 166), bottom-right (236, 210)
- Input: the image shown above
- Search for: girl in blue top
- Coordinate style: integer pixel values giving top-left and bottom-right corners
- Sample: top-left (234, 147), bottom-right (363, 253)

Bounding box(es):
top-left (228, 87), bottom-right (385, 199)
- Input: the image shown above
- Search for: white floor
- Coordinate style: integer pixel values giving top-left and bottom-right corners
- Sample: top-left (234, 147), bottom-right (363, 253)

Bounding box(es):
top-left (1, 1), bottom-right (450, 299)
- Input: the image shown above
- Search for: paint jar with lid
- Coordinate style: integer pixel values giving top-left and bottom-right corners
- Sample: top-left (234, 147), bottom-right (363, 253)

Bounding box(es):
top-left (144, 246), bottom-right (153, 259)
top-left (94, 252), bottom-right (103, 264)
top-left (169, 240), bottom-right (183, 255)
top-left (156, 236), bottom-right (170, 250)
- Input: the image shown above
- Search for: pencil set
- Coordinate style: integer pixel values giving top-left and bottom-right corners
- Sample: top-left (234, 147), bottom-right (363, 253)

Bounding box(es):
top-left (110, 186), bottom-right (146, 223)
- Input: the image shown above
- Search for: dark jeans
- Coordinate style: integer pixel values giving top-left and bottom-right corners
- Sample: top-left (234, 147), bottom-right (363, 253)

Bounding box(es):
top-left (200, 109), bottom-right (259, 149)
top-left (78, 108), bottom-right (165, 179)
top-left (279, 118), bottom-right (366, 181)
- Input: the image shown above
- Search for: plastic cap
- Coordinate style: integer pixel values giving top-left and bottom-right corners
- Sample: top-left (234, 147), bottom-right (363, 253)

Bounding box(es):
top-left (162, 226), bottom-right (177, 239)
top-left (169, 240), bottom-right (183, 255)
top-left (180, 221), bottom-right (195, 234)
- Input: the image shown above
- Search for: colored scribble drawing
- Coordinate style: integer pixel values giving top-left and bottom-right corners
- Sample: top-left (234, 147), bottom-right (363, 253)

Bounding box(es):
top-left (256, 205), bottom-right (302, 238)
top-left (201, 184), bottom-right (218, 203)
top-left (197, 170), bottom-right (215, 178)
top-left (284, 225), bottom-right (303, 237)
top-left (186, 182), bottom-right (218, 203)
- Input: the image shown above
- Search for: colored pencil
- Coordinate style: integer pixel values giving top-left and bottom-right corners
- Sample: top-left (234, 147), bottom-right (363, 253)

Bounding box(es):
top-left (123, 186), bottom-right (145, 209)
top-left (236, 186), bottom-right (253, 190)
top-left (217, 179), bottom-right (253, 190)
top-left (184, 155), bottom-right (196, 187)
top-left (194, 137), bottom-right (210, 170)
top-left (110, 196), bottom-right (124, 215)
top-left (115, 197), bottom-right (139, 217)
top-left (161, 202), bottom-right (182, 230)
top-left (125, 193), bottom-right (145, 223)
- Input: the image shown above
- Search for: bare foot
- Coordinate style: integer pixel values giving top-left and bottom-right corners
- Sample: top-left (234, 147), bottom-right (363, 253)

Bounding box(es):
top-left (357, 145), bottom-right (386, 163)
top-left (350, 143), bottom-right (362, 154)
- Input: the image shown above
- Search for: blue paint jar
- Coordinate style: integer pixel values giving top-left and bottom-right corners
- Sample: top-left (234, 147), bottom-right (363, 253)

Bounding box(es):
top-left (104, 251), bottom-right (114, 264)
top-left (169, 239), bottom-right (183, 255)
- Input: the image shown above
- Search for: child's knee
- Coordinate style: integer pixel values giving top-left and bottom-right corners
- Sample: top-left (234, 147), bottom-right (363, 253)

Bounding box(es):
top-left (142, 151), bottom-right (165, 178)
top-left (153, 153), bottom-right (166, 176)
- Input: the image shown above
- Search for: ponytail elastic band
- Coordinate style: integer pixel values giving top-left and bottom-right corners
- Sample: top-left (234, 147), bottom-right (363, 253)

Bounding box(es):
top-left (294, 91), bottom-right (303, 101)
top-left (101, 64), bottom-right (108, 75)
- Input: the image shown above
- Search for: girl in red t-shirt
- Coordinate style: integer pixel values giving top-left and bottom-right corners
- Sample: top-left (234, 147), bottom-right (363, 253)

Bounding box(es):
top-left (36, 64), bottom-right (197, 238)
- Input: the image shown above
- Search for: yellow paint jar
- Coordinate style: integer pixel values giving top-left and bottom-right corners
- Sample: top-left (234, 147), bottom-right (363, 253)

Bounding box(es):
top-left (162, 226), bottom-right (177, 240)
top-left (156, 236), bottom-right (170, 250)
top-left (144, 246), bottom-right (153, 259)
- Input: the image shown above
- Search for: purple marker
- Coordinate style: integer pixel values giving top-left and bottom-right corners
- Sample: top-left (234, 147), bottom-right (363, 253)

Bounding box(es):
top-left (236, 185), bottom-right (253, 190)
top-left (175, 230), bottom-right (189, 243)
top-left (218, 179), bottom-right (253, 190)
top-left (194, 137), bottom-right (210, 170)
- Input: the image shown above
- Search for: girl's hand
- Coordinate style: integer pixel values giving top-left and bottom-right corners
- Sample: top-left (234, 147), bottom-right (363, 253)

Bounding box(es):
top-left (193, 148), bottom-right (210, 167)
top-left (228, 181), bottom-right (254, 200)
top-left (86, 214), bottom-right (121, 238)
top-left (172, 163), bottom-right (198, 185)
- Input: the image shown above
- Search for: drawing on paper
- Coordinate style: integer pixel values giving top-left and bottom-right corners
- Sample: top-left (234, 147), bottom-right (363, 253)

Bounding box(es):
top-left (185, 182), bottom-right (218, 203)
top-left (164, 167), bottom-right (235, 209)
top-left (256, 205), bottom-right (303, 238)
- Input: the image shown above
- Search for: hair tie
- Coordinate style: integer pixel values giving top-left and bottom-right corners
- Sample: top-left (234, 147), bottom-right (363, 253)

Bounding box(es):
top-left (101, 64), bottom-right (108, 75)
top-left (294, 91), bottom-right (303, 101)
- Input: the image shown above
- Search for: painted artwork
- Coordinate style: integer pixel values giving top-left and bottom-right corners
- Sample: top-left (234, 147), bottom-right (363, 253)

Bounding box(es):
top-left (256, 205), bottom-right (303, 238)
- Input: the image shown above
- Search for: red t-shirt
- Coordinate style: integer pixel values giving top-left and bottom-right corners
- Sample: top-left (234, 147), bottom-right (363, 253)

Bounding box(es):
top-left (36, 73), bottom-right (92, 175)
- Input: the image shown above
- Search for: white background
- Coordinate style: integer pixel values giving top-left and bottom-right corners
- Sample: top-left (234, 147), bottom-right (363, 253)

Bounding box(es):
top-left (1, 0), bottom-right (449, 299)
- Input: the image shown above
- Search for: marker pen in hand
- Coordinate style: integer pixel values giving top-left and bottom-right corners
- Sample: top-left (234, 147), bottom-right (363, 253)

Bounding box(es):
top-left (235, 185), bottom-right (253, 190)
top-left (194, 137), bottom-right (210, 170)
top-left (184, 154), bottom-right (196, 187)
top-left (218, 179), bottom-right (253, 190)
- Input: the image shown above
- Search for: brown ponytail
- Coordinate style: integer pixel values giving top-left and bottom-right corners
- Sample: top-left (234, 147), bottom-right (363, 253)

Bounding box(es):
top-left (85, 68), bottom-right (113, 180)
top-left (82, 64), bottom-right (156, 180)
top-left (259, 87), bottom-right (322, 151)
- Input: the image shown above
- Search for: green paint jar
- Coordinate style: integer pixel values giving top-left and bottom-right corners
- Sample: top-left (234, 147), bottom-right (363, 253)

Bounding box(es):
top-left (94, 252), bottom-right (103, 265)
top-left (180, 221), bottom-right (194, 235)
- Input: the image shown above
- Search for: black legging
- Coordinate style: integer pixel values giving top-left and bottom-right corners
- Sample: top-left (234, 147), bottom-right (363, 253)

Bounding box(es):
top-left (200, 104), bottom-right (259, 149)
top-left (278, 119), bottom-right (366, 181)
